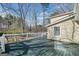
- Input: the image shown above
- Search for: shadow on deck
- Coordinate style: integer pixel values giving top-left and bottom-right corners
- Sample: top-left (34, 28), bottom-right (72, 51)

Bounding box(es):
top-left (2, 37), bottom-right (79, 56)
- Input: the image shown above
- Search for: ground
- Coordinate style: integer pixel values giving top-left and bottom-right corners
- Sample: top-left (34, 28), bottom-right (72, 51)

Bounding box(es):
top-left (0, 36), bottom-right (79, 56)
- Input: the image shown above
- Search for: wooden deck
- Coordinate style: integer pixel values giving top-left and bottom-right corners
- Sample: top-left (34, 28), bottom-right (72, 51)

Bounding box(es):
top-left (0, 36), bottom-right (79, 56)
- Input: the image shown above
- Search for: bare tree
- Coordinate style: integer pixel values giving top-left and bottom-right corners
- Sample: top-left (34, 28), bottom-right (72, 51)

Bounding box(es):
top-left (31, 4), bottom-right (38, 32)
top-left (0, 3), bottom-right (30, 33)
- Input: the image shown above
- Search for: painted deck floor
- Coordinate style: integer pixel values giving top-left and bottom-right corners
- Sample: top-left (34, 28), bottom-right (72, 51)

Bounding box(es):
top-left (0, 36), bottom-right (79, 56)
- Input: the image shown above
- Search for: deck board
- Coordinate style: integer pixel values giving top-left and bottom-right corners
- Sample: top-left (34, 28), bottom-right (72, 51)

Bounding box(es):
top-left (0, 36), bottom-right (79, 56)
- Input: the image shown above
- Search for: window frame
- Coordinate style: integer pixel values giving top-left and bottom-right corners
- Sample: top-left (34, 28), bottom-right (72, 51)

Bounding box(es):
top-left (53, 26), bottom-right (60, 37)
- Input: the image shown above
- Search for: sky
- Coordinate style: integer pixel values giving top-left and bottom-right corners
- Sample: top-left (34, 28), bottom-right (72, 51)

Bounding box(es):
top-left (0, 3), bottom-right (74, 26)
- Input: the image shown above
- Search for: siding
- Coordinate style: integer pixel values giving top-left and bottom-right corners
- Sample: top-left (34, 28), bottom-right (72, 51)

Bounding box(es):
top-left (47, 18), bottom-right (75, 43)
top-left (73, 22), bottom-right (79, 43)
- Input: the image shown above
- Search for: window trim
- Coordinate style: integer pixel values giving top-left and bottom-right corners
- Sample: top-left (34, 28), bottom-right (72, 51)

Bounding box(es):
top-left (53, 26), bottom-right (60, 37)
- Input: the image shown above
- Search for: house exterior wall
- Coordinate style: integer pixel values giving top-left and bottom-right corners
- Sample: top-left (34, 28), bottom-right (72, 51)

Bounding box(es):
top-left (73, 21), bottom-right (79, 43)
top-left (47, 17), bottom-right (79, 43)
top-left (47, 26), bottom-right (52, 39)
top-left (50, 14), bottom-right (71, 24)
top-left (74, 3), bottom-right (79, 21)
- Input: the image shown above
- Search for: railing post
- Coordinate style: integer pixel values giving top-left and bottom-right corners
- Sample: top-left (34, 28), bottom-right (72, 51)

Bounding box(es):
top-left (27, 33), bottom-right (28, 38)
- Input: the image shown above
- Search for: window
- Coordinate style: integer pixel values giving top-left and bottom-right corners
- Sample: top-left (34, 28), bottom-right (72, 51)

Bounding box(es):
top-left (54, 27), bottom-right (60, 36)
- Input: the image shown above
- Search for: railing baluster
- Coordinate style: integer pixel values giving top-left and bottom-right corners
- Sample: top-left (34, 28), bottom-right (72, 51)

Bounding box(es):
top-left (5, 32), bottom-right (46, 43)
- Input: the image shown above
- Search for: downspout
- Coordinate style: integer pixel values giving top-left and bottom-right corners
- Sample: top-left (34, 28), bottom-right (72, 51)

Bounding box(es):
top-left (72, 19), bottom-right (75, 41)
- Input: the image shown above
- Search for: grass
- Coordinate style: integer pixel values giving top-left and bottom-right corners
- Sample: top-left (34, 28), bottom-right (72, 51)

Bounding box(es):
top-left (0, 28), bottom-right (23, 34)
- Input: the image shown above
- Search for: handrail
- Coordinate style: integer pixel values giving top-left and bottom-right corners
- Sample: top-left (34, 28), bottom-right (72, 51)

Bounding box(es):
top-left (5, 32), bottom-right (46, 36)
top-left (4, 32), bottom-right (47, 43)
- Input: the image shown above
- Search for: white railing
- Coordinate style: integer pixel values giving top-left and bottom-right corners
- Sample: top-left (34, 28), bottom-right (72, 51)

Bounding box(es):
top-left (5, 32), bottom-right (47, 43)
top-left (5, 32), bottom-right (46, 37)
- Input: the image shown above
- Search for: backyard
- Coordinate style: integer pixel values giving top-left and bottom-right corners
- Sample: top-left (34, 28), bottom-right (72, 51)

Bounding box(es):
top-left (0, 3), bottom-right (79, 56)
